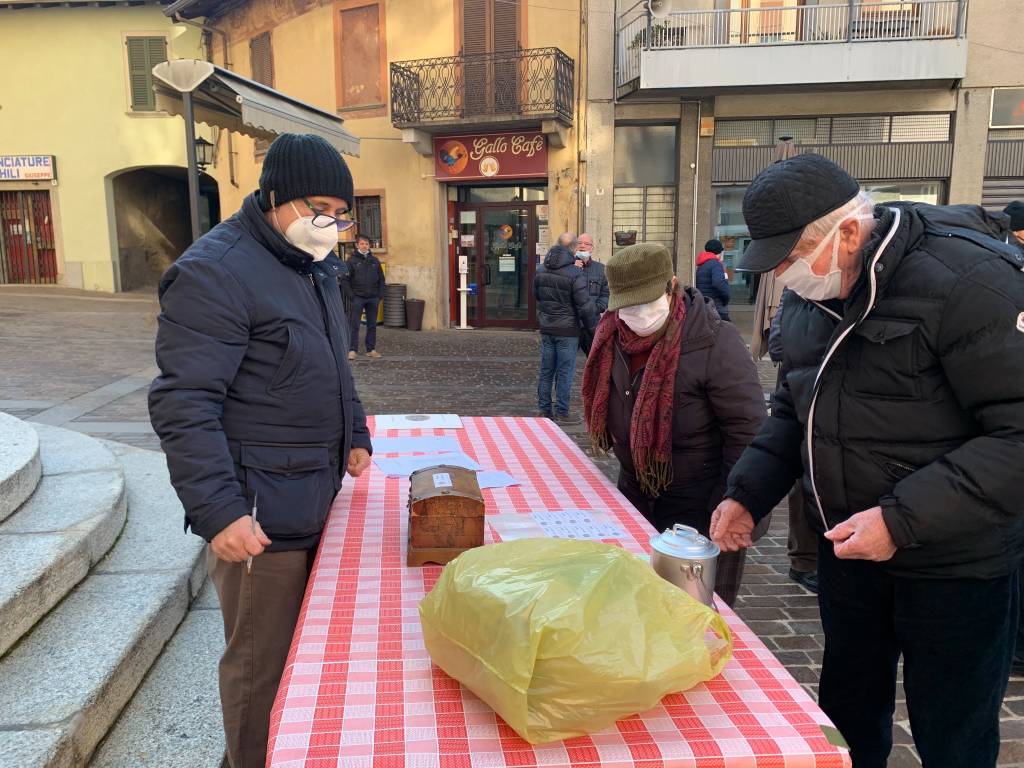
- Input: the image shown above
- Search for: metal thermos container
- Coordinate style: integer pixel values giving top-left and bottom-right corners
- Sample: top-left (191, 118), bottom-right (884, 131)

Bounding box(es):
top-left (649, 524), bottom-right (720, 607)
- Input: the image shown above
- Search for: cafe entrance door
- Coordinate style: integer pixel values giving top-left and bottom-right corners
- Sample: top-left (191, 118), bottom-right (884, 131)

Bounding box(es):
top-left (452, 186), bottom-right (549, 329)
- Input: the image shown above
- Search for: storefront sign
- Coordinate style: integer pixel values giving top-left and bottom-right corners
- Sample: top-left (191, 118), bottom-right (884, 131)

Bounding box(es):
top-left (434, 132), bottom-right (547, 181)
top-left (0, 155), bottom-right (56, 181)
top-left (991, 88), bottom-right (1024, 129)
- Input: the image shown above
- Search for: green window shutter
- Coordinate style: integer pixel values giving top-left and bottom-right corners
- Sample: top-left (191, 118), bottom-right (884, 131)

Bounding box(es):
top-left (127, 36), bottom-right (167, 112)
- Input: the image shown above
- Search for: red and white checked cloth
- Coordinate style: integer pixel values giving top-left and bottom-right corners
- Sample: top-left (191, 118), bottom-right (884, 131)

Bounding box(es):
top-left (268, 417), bottom-right (851, 768)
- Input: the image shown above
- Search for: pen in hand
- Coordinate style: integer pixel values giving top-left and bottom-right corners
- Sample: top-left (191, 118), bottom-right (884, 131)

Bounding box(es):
top-left (246, 491), bottom-right (259, 574)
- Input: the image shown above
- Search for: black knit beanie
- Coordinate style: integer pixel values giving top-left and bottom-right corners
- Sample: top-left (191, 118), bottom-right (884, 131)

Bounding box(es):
top-left (258, 134), bottom-right (354, 210)
top-left (1004, 201), bottom-right (1024, 231)
top-left (704, 238), bottom-right (724, 254)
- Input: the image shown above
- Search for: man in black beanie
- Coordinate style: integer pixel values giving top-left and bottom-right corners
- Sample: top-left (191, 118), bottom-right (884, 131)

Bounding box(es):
top-left (150, 133), bottom-right (372, 768)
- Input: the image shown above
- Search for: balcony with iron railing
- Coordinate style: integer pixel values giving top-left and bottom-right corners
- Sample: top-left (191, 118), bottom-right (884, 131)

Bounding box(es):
top-left (615, 0), bottom-right (968, 96)
top-left (390, 47), bottom-right (575, 131)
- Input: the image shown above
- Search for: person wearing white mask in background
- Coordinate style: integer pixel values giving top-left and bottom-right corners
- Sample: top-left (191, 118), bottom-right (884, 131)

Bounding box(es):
top-left (581, 243), bottom-right (765, 605)
top-left (150, 134), bottom-right (372, 768)
top-left (574, 232), bottom-right (610, 355)
top-left (710, 154), bottom-right (1024, 768)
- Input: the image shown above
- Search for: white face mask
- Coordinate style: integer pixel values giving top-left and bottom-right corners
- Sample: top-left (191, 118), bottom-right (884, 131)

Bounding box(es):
top-left (777, 207), bottom-right (874, 301)
top-left (279, 201), bottom-right (338, 261)
top-left (618, 293), bottom-right (671, 336)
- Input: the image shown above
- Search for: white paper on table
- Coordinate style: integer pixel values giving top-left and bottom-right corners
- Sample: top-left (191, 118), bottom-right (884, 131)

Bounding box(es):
top-left (370, 436), bottom-right (462, 454)
top-left (531, 510), bottom-right (627, 540)
top-left (372, 451), bottom-right (481, 478)
top-left (373, 414), bottom-right (463, 431)
top-left (475, 470), bottom-right (520, 490)
top-left (488, 514), bottom-right (547, 542)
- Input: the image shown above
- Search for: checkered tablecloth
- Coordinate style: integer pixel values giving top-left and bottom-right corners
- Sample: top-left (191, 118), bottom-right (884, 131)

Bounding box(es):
top-left (267, 417), bottom-right (851, 768)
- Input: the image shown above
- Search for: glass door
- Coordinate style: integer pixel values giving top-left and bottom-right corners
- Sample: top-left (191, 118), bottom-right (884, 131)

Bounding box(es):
top-left (480, 206), bottom-right (532, 327)
top-left (456, 207), bottom-right (480, 324)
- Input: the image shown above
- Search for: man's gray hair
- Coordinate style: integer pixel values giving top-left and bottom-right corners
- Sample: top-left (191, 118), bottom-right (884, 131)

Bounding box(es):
top-left (558, 232), bottom-right (577, 249)
top-left (800, 191), bottom-right (874, 243)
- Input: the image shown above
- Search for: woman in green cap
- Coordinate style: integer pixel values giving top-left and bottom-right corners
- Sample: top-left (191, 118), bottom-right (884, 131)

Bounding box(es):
top-left (582, 243), bottom-right (765, 605)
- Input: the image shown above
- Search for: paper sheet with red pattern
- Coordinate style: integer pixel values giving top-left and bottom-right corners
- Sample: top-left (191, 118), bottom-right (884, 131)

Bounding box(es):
top-left (267, 417), bottom-right (851, 768)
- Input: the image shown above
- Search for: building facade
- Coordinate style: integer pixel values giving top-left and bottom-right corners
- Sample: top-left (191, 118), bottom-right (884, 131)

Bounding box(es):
top-left (170, 0), bottom-right (583, 331)
top-left (588, 0), bottom-right (1024, 298)
top-left (0, 1), bottom-right (215, 292)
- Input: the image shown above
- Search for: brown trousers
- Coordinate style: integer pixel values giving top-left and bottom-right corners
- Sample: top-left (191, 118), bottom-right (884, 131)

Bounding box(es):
top-left (208, 547), bottom-right (315, 768)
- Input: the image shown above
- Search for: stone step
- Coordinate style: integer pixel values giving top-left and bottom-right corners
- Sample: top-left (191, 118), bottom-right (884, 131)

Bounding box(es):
top-left (90, 581), bottom-right (225, 768)
top-left (0, 425), bottom-right (126, 658)
top-left (0, 443), bottom-right (206, 768)
top-left (0, 411), bottom-right (41, 523)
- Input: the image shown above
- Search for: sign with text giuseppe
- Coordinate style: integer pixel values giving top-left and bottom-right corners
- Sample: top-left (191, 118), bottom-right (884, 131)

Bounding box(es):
top-left (433, 132), bottom-right (547, 182)
top-left (0, 156), bottom-right (56, 181)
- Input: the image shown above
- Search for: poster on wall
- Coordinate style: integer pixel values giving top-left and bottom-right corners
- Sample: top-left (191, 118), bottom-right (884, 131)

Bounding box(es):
top-left (434, 131), bottom-right (548, 182)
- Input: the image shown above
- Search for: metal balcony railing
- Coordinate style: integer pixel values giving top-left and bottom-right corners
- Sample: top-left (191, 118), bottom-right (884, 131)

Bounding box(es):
top-left (390, 47), bottom-right (574, 128)
top-left (616, 0), bottom-right (967, 87)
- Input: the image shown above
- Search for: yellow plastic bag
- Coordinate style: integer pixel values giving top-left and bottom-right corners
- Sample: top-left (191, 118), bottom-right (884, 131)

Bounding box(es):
top-left (419, 539), bottom-right (732, 744)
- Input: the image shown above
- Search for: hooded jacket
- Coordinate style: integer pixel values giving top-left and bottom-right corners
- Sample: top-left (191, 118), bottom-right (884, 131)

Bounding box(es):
top-left (533, 245), bottom-right (597, 336)
top-left (149, 192), bottom-right (372, 552)
top-left (725, 203), bottom-right (1024, 579)
top-left (695, 251), bottom-right (731, 319)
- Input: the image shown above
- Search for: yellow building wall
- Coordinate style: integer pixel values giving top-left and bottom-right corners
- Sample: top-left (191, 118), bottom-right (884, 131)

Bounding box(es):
top-left (205, 0), bottom-right (582, 329)
top-left (0, 7), bottom-right (203, 291)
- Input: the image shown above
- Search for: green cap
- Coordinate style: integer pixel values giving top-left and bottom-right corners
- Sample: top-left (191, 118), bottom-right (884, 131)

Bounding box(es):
top-left (605, 243), bottom-right (674, 311)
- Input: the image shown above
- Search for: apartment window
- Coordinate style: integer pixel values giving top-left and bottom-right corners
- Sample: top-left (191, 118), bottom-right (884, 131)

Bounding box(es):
top-left (354, 195), bottom-right (384, 249)
top-left (336, 1), bottom-right (386, 114)
top-left (250, 32), bottom-right (274, 156)
top-left (613, 125), bottom-right (678, 257)
top-left (126, 36), bottom-right (167, 112)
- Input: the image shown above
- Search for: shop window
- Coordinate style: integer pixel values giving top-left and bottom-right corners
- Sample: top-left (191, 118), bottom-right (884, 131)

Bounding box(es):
top-left (613, 187), bottom-right (677, 254)
top-left (864, 181), bottom-right (943, 205)
top-left (336, 1), bottom-right (386, 114)
top-left (250, 32), bottom-right (274, 156)
top-left (354, 195), bottom-right (384, 248)
top-left (126, 36), bottom-right (167, 112)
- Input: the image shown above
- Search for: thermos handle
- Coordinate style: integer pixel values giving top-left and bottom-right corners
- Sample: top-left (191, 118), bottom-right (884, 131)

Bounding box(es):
top-left (679, 561), bottom-right (718, 612)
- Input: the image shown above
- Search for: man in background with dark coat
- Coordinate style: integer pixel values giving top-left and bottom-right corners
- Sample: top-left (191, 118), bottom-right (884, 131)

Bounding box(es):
top-left (345, 234), bottom-right (386, 359)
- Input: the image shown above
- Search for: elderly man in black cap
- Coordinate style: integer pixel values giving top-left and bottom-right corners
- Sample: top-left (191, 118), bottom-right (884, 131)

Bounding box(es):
top-left (710, 154), bottom-right (1024, 768)
top-left (150, 134), bottom-right (372, 768)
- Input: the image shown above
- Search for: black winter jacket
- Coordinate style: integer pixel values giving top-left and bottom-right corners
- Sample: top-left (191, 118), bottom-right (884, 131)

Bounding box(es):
top-left (726, 203), bottom-right (1024, 579)
top-left (346, 250), bottom-right (385, 299)
top-left (582, 258), bottom-right (610, 315)
top-left (533, 246), bottom-right (596, 336)
top-left (608, 288), bottom-right (765, 514)
top-left (149, 193), bottom-right (372, 552)
top-left (695, 254), bottom-right (731, 319)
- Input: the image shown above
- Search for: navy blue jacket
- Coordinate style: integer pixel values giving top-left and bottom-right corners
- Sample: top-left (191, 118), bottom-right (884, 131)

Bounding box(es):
top-left (533, 246), bottom-right (596, 336)
top-left (149, 193), bottom-right (372, 551)
top-left (346, 250), bottom-right (385, 299)
top-left (581, 258), bottom-right (610, 314)
top-left (695, 252), bottom-right (731, 319)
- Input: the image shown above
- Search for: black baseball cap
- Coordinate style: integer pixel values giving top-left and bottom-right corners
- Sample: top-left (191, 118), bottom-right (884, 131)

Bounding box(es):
top-left (739, 153), bottom-right (861, 273)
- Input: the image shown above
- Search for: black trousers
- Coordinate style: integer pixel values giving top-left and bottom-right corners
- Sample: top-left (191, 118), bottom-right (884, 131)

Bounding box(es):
top-left (817, 539), bottom-right (1017, 768)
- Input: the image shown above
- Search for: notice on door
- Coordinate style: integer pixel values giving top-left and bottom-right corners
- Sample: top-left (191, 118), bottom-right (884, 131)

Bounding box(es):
top-left (499, 255), bottom-right (516, 272)
top-left (460, 234), bottom-right (475, 247)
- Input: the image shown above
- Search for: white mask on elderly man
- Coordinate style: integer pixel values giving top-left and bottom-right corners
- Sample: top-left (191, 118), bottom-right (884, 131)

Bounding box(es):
top-left (618, 293), bottom-right (671, 336)
top-left (282, 202), bottom-right (338, 261)
top-left (777, 206), bottom-right (874, 301)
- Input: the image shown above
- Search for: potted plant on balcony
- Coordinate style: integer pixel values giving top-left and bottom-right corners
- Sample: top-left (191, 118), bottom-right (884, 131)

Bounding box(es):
top-left (629, 21), bottom-right (672, 49)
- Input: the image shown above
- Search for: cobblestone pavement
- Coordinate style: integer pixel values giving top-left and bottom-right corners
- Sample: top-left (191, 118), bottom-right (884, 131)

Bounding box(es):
top-left (2, 286), bottom-right (1021, 766)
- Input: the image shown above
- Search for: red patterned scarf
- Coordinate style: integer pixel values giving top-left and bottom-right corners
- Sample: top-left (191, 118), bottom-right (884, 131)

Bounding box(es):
top-left (583, 288), bottom-right (687, 497)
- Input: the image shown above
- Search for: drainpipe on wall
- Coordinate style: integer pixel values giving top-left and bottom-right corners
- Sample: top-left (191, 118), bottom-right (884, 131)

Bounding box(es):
top-left (174, 13), bottom-right (238, 188)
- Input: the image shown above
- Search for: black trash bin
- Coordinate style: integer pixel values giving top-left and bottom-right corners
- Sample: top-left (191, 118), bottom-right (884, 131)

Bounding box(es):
top-left (405, 298), bottom-right (425, 331)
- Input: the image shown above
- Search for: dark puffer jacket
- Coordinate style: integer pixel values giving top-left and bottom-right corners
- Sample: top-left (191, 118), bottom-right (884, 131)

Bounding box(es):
top-left (149, 193), bottom-right (372, 552)
top-left (346, 250), bottom-right (385, 299)
top-left (608, 288), bottom-right (765, 515)
top-left (695, 251), bottom-right (731, 320)
top-left (533, 245), bottom-right (596, 336)
top-left (726, 203), bottom-right (1024, 579)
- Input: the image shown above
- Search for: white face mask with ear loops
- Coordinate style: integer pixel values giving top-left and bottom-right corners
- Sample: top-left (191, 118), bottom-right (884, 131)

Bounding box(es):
top-left (276, 202), bottom-right (338, 261)
top-left (618, 293), bottom-right (671, 336)
top-left (778, 206), bottom-right (874, 301)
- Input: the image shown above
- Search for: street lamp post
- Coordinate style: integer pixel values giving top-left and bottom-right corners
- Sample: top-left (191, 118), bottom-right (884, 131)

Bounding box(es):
top-left (183, 91), bottom-right (202, 243)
